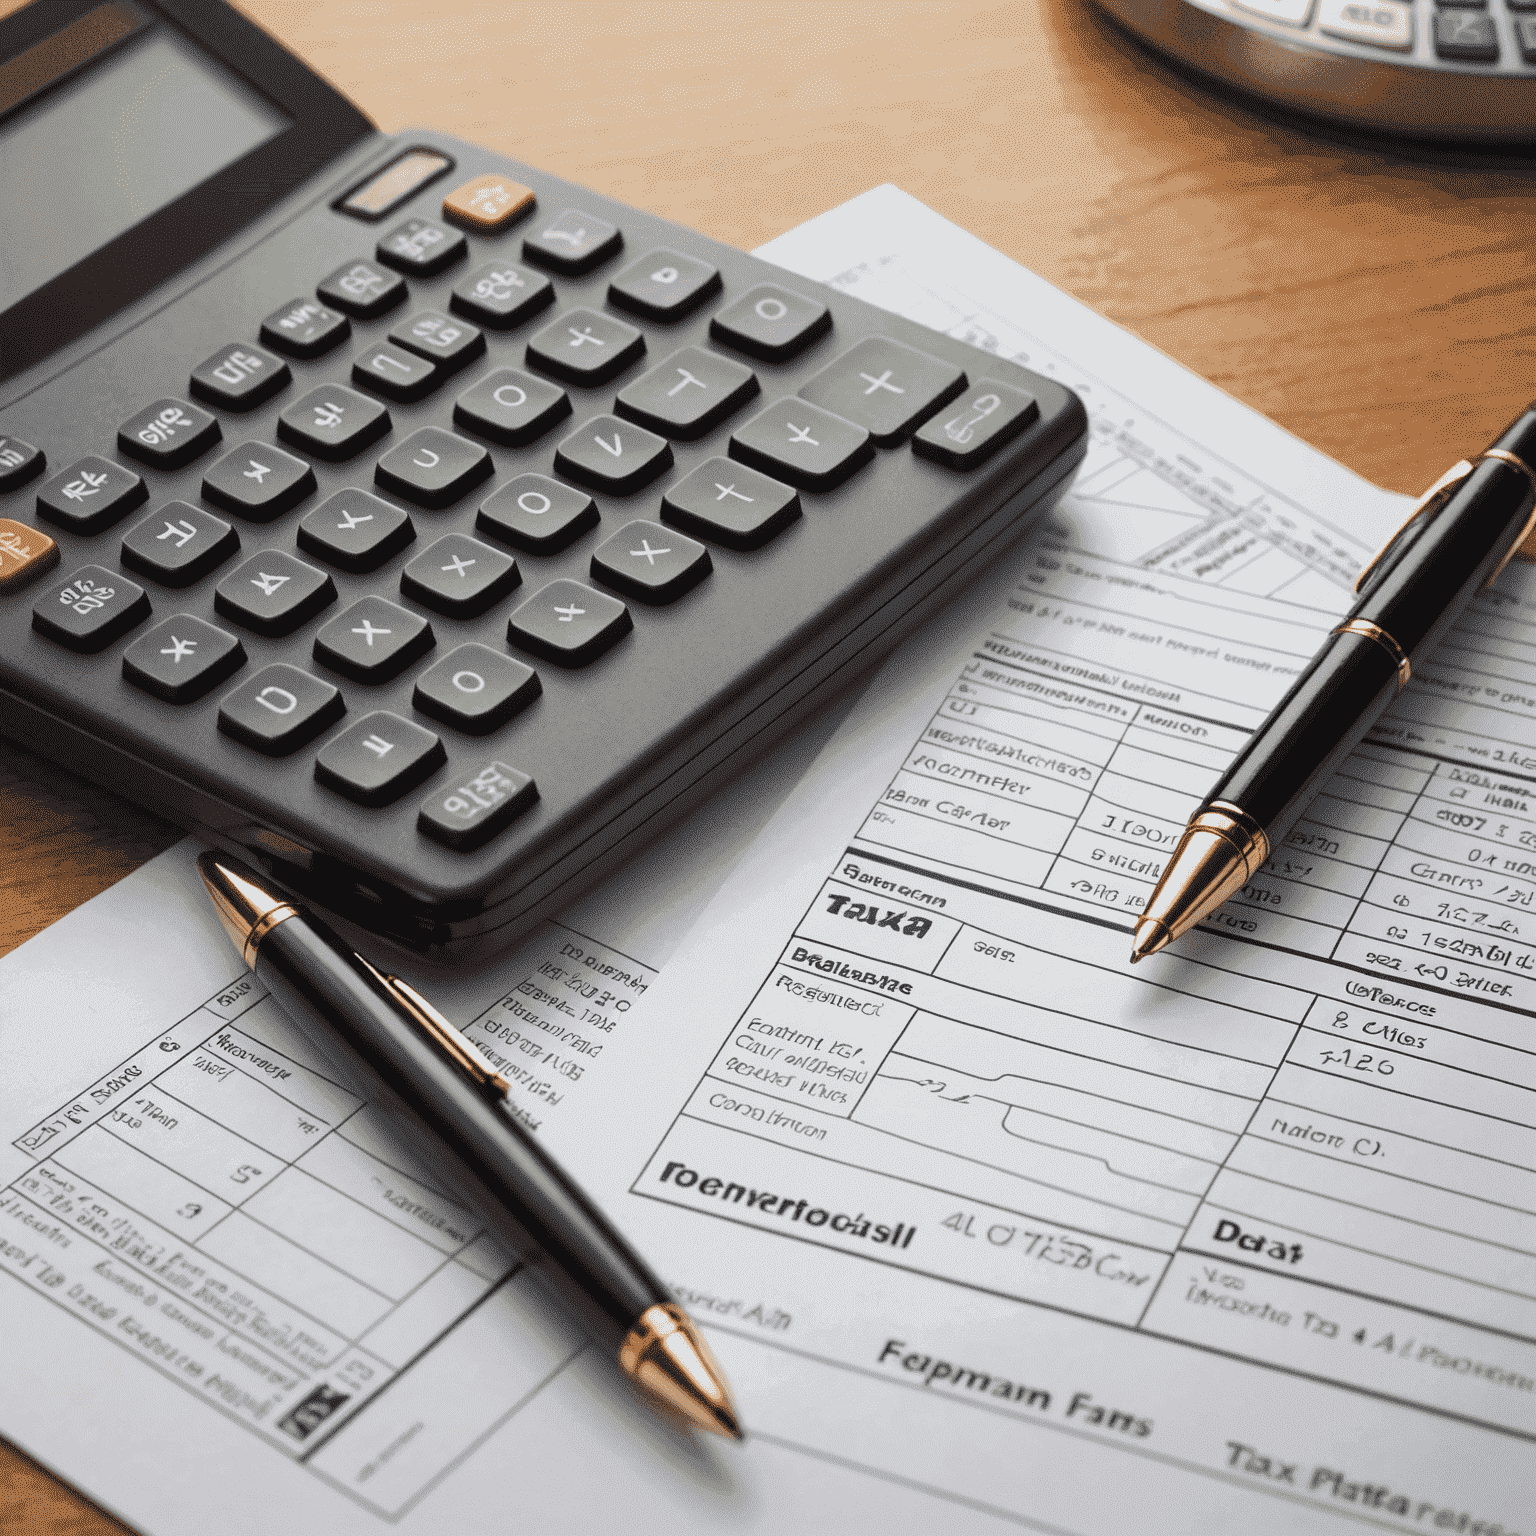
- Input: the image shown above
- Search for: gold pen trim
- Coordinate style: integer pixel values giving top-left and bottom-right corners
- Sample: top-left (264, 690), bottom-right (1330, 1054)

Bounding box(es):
top-left (619, 1302), bottom-right (743, 1440)
top-left (1332, 619), bottom-right (1411, 691)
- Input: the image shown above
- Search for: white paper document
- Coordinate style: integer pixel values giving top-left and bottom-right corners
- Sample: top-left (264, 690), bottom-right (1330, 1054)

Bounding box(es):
top-left (6, 185), bottom-right (1534, 1533)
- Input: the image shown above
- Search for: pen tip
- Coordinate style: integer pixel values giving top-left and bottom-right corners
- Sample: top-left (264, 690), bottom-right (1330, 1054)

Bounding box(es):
top-left (1129, 918), bottom-right (1171, 964)
top-left (620, 1304), bottom-right (745, 1442)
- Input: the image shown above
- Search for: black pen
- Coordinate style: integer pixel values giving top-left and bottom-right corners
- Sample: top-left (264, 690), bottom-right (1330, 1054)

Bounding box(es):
top-left (1132, 406), bottom-right (1536, 962)
top-left (197, 853), bottom-right (742, 1439)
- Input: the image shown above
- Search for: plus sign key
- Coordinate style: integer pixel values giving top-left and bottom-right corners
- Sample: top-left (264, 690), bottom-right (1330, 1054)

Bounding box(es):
top-left (527, 308), bottom-right (644, 387)
top-left (315, 712), bottom-right (445, 806)
top-left (122, 615), bottom-right (245, 703)
top-left (798, 338), bottom-right (966, 446)
top-left (591, 520), bottom-right (711, 605)
top-left (202, 443), bottom-right (317, 521)
top-left (508, 578), bottom-right (631, 667)
top-left (729, 398), bottom-right (872, 492)
top-left (314, 596), bottom-right (434, 683)
top-left (660, 459), bottom-right (800, 550)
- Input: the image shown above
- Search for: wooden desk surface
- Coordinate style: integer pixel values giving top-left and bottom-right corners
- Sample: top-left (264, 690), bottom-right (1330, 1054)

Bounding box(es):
top-left (4, 1), bottom-right (1533, 1527)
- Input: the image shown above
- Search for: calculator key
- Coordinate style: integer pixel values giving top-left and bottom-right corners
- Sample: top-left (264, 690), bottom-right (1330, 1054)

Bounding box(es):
top-left (389, 310), bottom-right (485, 373)
top-left (297, 490), bottom-right (415, 572)
top-left (32, 564), bottom-right (150, 652)
top-left (260, 297), bottom-right (351, 359)
top-left (1433, 9), bottom-right (1498, 54)
top-left (476, 474), bottom-right (599, 553)
top-left (352, 342), bottom-right (441, 403)
top-left (553, 414), bottom-right (673, 495)
top-left (607, 248), bottom-right (722, 322)
top-left (442, 174), bottom-right (536, 233)
top-left (377, 216), bottom-right (467, 277)
top-left (315, 711), bottom-right (445, 806)
top-left (0, 436), bottom-right (45, 493)
top-left (375, 427), bottom-right (494, 509)
top-left (36, 456), bottom-right (147, 534)
top-left (729, 398), bottom-right (873, 491)
top-left (591, 519), bottom-right (711, 605)
top-left (120, 504), bottom-right (239, 586)
top-left (507, 578), bottom-right (631, 666)
top-left (117, 399), bottom-right (221, 470)
top-left (412, 644), bottom-right (540, 734)
top-left (523, 209), bottom-right (622, 275)
top-left (215, 550), bottom-right (335, 636)
top-left (660, 458), bottom-right (800, 550)
top-left (799, 338), bottom-right (966, 447)
top-left (202, 443), bottom-right (316, 521)
top-left (122, 615), bottom-right (245, 704)
top-left (318, 259), bottom-right (408, 320)
top-left (453, 368), bottom-right (571, 446)
top-left (314, 595), bottom-right (435, 683)
top-left (219, 663), bottom-right (344, 755)
top-left (401, 533), bottom-right (520, 618)
top-left (614, 347), bottom-right (758, 440)
top-left (1317, 0), bottom-right (1413, 46)
top-left (189, 343), bottom-right (291, 412)
top-left (339, 149), bottom-right (453, 221)
top-left (278, 385), bottom-right (392, 462)
top-left (526, 308), bottom-right (645, 387)
top-left (1518, 15), bottom-right (1536, 58)
top-left (450, 261), bottom-right (555, 331)
top-left (0, 518), bottom-right (59, 592)
top-left (710, 284), bottom-right (831, 362)
top-left (912, 379), bottom-right (1040, 469)
top-left (418, 760), bottom-right (539, 850)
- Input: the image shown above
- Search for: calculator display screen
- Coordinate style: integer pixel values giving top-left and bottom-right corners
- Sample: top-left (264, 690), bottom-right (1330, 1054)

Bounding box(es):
top-left (0, 25), bottom-right (288, 312)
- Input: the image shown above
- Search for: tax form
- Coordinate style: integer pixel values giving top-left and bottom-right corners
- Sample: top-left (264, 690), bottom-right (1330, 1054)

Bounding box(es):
top-left (4, 185), bottom-right (1531, 1533)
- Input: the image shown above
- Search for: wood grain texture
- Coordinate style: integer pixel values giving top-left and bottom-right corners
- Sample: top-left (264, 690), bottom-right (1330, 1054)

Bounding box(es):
top-left (5, 1), bottom-right (1533, 1527)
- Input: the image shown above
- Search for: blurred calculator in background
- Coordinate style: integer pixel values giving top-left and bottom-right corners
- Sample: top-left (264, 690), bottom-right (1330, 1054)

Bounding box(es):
top-left (0, 0), bottom-right (1087, 962)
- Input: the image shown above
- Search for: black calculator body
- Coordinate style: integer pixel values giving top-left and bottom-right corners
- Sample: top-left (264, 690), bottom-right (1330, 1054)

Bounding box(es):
top-left (0, 0), bottom-right (1088, 963)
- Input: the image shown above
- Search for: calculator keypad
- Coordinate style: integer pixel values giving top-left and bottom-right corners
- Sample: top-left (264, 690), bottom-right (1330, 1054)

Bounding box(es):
top-left (121, 504), bottom-right (239, 586)
top-left (453, 368), bottom-right (570, 446)
top-left (591, 519), bottom-right (711, 604)
top-left (278, 385), bottom-right (391, 461)
top-left (122, 615), bottom-right (245, 703)
top-left (215, 550), bottom-right (335, 636)
top-left (315, 711), bottom-right (445, 805)
top-left (314, 595), bottom-right (434, 682)
top-left (527, 308), bottom-right (645, 386)
top-left (297, 491), bottom-right (415, 572)
top-left (117, 399), bottom-right (221, 470)
top-left (218, 663), bottom-right (345, 755)
top-left (203, 443), bottom-right (316, 521)
top-left (508, 578), bottom-right (631, 666)
top-left (728, 397), bottom-right (873, 490)
top-left (553, 414), bottom-right (673, 494)
top-left (413, 643), bottom-right (540, 733)
top-left (190, 344), bottom-right (291, 412)
top-left (33, 564), bottom-right (150, 651)
top-left (615, 347), bottom-right (758, 439)
top-left (36, 457), bottom-right (147, 534)
top-left (523, 209), bottom-right (622, 275)
top-left (375, 427), bottom-right (493, 508)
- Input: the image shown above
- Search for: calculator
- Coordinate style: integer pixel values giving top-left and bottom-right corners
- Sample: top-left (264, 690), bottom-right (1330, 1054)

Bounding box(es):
top-left (0, 0), bottom-right (1088, 963)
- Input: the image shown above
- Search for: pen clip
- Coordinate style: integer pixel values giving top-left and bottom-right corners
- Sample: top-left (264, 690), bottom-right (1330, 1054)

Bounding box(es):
top-left (1352, 459), bottom-right (1475, 595)
top-left (356, 956), bottom-right (511, 1099)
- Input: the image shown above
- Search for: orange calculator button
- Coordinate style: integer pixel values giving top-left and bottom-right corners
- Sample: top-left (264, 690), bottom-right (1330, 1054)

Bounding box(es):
top-left (0, 517), bottom-right (59, 592)
top-left (442, 174), bottom-right (536, 233)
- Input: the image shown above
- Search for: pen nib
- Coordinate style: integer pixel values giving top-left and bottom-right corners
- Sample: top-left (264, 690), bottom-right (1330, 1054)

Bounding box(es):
top-left (1129, 918), bottom-right (1171, 964)
top-left (619, 1304), bottom-right (744, 1440)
